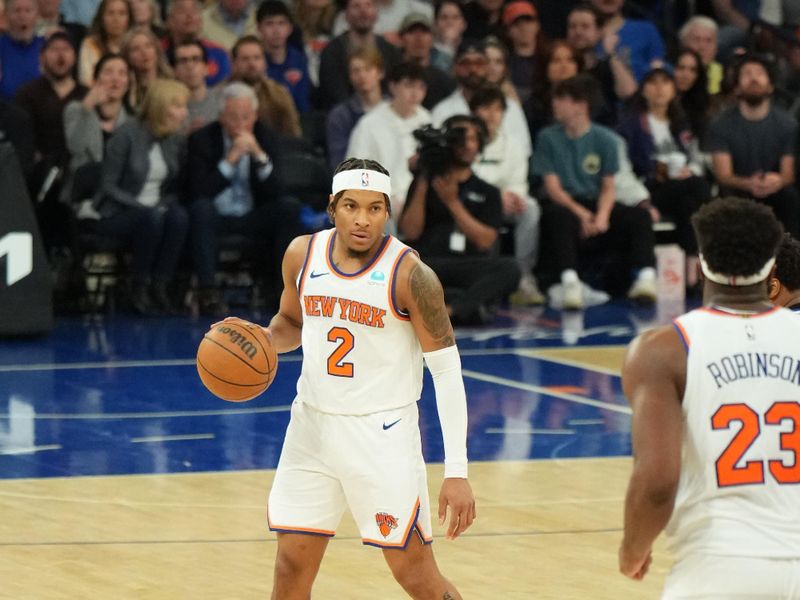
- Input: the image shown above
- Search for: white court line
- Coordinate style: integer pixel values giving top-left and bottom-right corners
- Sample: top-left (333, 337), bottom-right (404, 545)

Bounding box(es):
top-left (0, 355), bottom-right (305, 373)
top-left (568, 419), bottom-right (606, 426)
top-left (0, 444), bottom-right (62, 455)
top-left (485, 428), bottom-right (574, 435)
top-left (0, 350), bottom-right (518, 373)
top-left (0, 405), bottom-right (292, 420)
top-left (131, 433), bottom-right (215, 443)
top-left (461, 369), bottom-right (632, 415)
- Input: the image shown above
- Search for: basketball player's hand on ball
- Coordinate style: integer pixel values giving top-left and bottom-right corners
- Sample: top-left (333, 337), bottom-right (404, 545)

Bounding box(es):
top-left (438, 478), bottom-right (476, 540)
top-left (618, 542), bottom-right (652, 581)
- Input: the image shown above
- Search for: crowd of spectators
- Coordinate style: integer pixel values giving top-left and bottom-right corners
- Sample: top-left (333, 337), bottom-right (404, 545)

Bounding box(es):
top-left (2, 0), bottom-right (800, 319)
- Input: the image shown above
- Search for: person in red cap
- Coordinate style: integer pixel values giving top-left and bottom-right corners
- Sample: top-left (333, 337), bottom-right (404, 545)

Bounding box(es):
top-left (502, 1), bottom-right (543, 105)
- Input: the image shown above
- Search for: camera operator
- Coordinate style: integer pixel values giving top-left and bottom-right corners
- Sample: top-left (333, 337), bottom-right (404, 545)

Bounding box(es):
top-left (399, 114), bottom-right (520, 325)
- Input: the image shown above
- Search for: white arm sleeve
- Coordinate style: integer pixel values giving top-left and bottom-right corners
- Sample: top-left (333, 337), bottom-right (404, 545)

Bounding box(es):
top-left (423, 345), bottom-right (468, 479)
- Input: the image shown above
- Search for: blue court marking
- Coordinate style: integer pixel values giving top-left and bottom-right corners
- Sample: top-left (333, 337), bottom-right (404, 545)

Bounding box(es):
top-left (0, 300), bottom-right (683, 480)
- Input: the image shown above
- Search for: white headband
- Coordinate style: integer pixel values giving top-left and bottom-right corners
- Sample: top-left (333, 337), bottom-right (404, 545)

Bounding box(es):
top-left (331, 169), bottom-right (392, 196)
top-left (700, 255), bottom-right (776, 287)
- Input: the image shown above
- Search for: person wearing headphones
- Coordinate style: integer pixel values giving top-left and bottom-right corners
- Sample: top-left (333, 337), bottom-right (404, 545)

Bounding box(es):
top-left (399, 113), bottom-right (521, 325)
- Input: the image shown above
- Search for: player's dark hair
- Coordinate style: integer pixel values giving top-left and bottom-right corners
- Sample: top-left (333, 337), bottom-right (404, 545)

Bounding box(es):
top-left (329, 158), bottom-right (392, 221)
top-left (691, 197), bottom-right (783, 279)
top-left (774, 233), bottom-right (800, 292)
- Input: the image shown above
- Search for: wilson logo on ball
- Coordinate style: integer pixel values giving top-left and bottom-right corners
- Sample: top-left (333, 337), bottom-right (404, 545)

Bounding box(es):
top-left (217, 325), bottom-right (258, 360)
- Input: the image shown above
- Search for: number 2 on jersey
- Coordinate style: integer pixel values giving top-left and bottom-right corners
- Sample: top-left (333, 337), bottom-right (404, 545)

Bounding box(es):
top-left (712, 401), bottom-right (800, 487)
top-left (327, 327), bottom-right (354, 377)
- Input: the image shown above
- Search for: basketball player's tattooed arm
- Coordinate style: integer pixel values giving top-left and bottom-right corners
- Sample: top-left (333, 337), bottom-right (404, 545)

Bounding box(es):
top-left (407, 260), bottom-right (455, 350)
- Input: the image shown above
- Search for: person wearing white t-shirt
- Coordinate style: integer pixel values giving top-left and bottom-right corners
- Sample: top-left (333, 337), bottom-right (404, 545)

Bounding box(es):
top-left (431, 39), bottom-right (532, 160)
top-left (346, 62), bottom-right (431, 221)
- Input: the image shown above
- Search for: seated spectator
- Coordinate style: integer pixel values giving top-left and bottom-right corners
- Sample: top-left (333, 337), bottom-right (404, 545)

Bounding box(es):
top-left (431, 0), bottom-right (465, 73)
top-left (399, 114), bottom-right (521, 325)
top-left (201, 0), bottom-right (256, 51)
top-left (768, 233), bottom-right (800, 311)
top-left (502, 0), bottom-right (543, 105)
top-left (397, 12), bottom-right (455, 110)
top-left (325, 44), bottom-right (384, 170)
top-left (679, 15), bottom-right (723, 95)
top-left (162, 0), bottom-right (230, 87)
top-left (13, 32), bottom-right (82, 259)
top-left (173, 38), bottom-right (219, 131)
top-left (673, 48), bottom-right (711, 140)
top-left (90, 79), bottom-right (190, 315)
top-left (330, 0), bottom-right (433, 43)
top-left (526, 39), bottom-right (582, 142)
top-left (258, 0), bottom-right (311, 113)
top-left (346, 61), bottom-right (430, 218)
top-left (289, 0), bottom-right (337, 89)
top-left (229, 34), bottom-right (301, 138)
top-left (707, 54), bottom-right (799, 237)
top-left (617, 67), bottom-right (710, 283)
top-left (187, 82), bottom-right (304, 316)
top-left (317, 0), bottom-right (399, 110)
top-left (470, 85), bottom-right (544, 305)
top-left (15, 31), bottom-right (84, 163)
top-left (36, 0), bottom-right (86, 48)
top-left (0, 0), bottom-right (45, 98)
top-left (77, 0), bottom-right (131, 85)
top-left (130, 0), bottom-right (164, 37)
top-left (62, 52), bottom-right (131, 204)
top-left (433, 39), bottom-right (532, 160)
top-left (121, 26), bottom-right (173, 109)
top-left (483, 35), bottom-right (519, 103)
top-left (566, 2), bottom-right (637, 126)
top-left (0, 95), bottom-right (35, 176)
top-left (531, 75), bottom-right (657, 308)
top-left (462, 0), bottom-right (503, 41)
top-left (589, 0), bottom-right (664, 82)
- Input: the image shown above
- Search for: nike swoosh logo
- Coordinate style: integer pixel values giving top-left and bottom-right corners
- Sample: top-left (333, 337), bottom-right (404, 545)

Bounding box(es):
top-left (309, 271), bottom-right (329, 279)
top-left (382, 419), bottom-right (401, 430)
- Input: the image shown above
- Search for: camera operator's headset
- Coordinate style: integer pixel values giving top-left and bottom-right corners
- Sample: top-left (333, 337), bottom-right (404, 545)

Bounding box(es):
top-left (441, 114), bottom-right (488, 152)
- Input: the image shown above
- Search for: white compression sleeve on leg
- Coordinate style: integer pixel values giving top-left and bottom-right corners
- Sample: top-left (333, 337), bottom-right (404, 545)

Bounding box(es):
top-left (423, 345), bottom-right (468, 479)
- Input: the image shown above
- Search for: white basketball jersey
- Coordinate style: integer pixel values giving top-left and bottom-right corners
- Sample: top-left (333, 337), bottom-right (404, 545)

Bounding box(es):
top-left (294, 229), bottom-right (423, 415)
top-left (666, 306), bottom-right (800, 561)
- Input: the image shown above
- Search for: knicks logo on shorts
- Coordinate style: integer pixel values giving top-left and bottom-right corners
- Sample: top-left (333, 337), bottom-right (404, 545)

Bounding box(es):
top-left (375, 512), bottom-right (398, 538)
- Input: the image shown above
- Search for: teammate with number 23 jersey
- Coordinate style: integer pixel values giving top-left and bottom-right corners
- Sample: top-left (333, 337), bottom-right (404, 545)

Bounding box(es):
top-left (620, 198), bottom-right (800, 599)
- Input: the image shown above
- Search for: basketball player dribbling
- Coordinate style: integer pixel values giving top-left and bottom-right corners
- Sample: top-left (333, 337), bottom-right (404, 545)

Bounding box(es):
top-left (619, 197), bottom-right (800, 599)
top-left (226, 158), bottom-right (475, 598)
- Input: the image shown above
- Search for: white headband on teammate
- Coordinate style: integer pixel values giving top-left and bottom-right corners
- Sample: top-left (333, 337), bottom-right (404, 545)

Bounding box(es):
top-left (699, 255), bottom-right (776, 287)
top-left (331, 169), bottom-right (392, 196)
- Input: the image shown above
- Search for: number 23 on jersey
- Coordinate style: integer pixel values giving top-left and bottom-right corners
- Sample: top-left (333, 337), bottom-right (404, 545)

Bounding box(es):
top-left (712, 401), bottom-right (800, 487)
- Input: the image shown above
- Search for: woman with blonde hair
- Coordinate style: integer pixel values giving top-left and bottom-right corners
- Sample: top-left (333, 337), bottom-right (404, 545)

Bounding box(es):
top-left (91, 79), bottom-right (190, 315)
top-left (122, 26), bottom-right (174, 109)
top-left (78, 0), bottom-right (133, 84)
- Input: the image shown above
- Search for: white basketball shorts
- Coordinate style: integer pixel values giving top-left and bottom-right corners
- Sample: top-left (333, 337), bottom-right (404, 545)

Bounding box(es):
top-left (267, 400), bottom-right (432, 548)
top-left (663, 553), bottom-right (800, 599)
